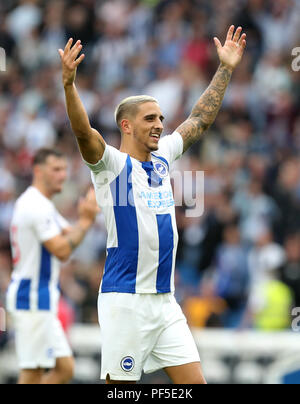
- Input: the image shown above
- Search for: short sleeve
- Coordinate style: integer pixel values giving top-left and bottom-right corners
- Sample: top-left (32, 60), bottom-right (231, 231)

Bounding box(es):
top-left (155, 131), bottom-right (183, 166)
top-left (55, 212), bottom-right (70, 231)
top-left (83, 144), bottom-right (127, 177)
top-left (32, 206), bottom-right (64, 243)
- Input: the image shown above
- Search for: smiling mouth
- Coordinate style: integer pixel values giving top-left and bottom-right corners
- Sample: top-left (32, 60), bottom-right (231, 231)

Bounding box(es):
top-left (150, 134), bottom-right (160, 140)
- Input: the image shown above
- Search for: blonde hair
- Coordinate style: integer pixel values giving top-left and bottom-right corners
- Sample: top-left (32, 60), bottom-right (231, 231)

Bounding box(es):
top-left (114, 95), bottom-right (159, 130)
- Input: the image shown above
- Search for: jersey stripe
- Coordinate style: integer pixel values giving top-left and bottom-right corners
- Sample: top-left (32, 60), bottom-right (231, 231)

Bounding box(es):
top-left (142, 161), bottom-right (163, 188)
top-left (38, 246), bottom-right (51, 310)
top-left (16, 279), bottom-right (31, 310)
top-left (101, 156), bottom-right (139, 293)
top-left (156, 214), bottom-right (174, 293)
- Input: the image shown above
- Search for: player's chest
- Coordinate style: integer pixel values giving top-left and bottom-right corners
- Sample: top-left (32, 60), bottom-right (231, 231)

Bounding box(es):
top-left (132, 160), bottom-right (175, 212)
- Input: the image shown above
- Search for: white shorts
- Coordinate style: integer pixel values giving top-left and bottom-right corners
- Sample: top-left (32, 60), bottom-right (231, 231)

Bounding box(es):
top-left (10, 311), bottom-right (72, 370)
top-left (98, 293), bottom-right (200, 381)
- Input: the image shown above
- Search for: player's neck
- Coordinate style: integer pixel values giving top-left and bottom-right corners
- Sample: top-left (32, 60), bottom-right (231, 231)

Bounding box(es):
top-left (120, 143), bottom-right (151, 163)
top-left (32, 182), bottom-right (53, 200)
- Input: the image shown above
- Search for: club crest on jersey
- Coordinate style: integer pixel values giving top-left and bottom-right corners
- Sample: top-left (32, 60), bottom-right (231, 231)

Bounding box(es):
top-left (153, 161), bottom-right (168, 178)
top-left (121, 356), bottom-right (135, 372)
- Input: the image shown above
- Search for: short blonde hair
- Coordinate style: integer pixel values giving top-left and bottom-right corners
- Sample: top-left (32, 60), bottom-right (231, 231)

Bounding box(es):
top-left (114, 95), bottom-right (158, 130)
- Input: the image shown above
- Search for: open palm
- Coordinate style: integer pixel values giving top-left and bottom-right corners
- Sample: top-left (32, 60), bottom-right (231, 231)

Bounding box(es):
top-left (214, 26), bottom-right (246, 70)
top-left (59, 38), bottom-right (85, 87)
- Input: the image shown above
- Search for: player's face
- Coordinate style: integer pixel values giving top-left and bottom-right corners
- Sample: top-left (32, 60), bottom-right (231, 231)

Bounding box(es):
top-left (42, 156), bottom-right (68, 194)
top-left (131, 102), bottom-right (164, 152)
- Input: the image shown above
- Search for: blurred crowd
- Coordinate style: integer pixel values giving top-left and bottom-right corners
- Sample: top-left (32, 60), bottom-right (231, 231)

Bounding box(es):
top-left (0, 0), bottom-right (300, 335)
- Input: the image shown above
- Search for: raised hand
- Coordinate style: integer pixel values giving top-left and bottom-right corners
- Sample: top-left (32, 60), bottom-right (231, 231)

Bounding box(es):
top-left (78, 188), bottom-right (100, 225)
top-left (58, 39), bottom-right (85, 88)
top-left (214, 26), bottom-right (246, 70)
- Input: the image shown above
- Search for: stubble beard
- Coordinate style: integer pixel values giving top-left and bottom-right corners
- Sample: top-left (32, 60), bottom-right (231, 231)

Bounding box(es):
top-left (133, 128), bottom-right (158, 153)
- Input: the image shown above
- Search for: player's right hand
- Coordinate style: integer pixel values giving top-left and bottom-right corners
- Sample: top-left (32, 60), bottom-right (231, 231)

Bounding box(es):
top-left (58, 38), bottom-right (85, 88)
top-left (78, 188), bottom-right (100, 227)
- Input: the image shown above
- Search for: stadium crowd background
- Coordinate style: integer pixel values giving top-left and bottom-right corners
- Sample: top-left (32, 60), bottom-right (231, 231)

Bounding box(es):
top-left (0, 0), bottom-right (299, 343)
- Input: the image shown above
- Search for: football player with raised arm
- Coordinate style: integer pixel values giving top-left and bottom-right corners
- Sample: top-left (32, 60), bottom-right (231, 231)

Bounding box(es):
top-left (7, 149), bottom-right (99, 384)
top-left (59, 25), bottom-right (246, 384)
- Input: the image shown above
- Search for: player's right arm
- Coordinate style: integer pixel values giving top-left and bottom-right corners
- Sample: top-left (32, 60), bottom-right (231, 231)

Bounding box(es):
top-left (43, 189), bottom-right (99, 262)
top-left (59, 39), bottom-right (105, 164)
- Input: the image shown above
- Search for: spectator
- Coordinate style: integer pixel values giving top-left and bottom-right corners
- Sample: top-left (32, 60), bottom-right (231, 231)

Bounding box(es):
top-left (233, 179), bottom-right (280, 244)
top-left (280, 233), bottom-right (300, 308)
top-left (251, 271), bottom-right (294, 331)
top-left (268, 158), bottom-right (300, 243)
top-left (248, 228), bottom-right (286, 289)
top-left (6, 0), bottom-right (42, 41)
top-left (183, 277), bottom-right (227, 328)
top-left (214, 225), bottom-right (249, 328)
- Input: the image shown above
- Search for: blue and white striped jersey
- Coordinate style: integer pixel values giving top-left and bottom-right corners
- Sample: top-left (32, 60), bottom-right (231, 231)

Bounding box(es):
top-left (85, 132), bottom-right (183, 294)
top-left (6, 187), bottom-right (69, 313)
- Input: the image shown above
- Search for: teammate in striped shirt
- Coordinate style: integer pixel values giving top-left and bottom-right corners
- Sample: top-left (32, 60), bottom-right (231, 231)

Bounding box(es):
top-left (7, 149), bottom-right (99, 384)
top-left (59, 25), bottom-right (246, 384)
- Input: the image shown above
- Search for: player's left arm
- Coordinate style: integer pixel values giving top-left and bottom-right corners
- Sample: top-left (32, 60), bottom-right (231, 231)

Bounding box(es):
top-left (43, 188), bottom-right (99, 262)
top-left (61, 227), bottom-right (72, 236)
top-left (176, 26), bottom-right (247, 153)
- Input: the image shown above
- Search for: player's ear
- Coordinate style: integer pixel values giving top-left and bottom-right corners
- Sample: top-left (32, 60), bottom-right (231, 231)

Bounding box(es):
top-left (33, 164), bottom-right (43, 178)
top-left (121, 118), bottom-right (131, 135)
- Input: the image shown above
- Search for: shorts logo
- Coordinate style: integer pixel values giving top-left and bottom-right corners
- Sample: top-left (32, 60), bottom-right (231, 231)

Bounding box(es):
top-left (121, 356), bottom-right (135, 372)
top-left (153, 161), bottom-right (168, 178)
top-left (47, 348), bottom-right (54, 358)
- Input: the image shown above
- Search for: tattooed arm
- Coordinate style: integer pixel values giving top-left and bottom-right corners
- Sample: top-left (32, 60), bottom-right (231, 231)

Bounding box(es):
top-left (177, 26), bottom-right (247, 153)
top-left (177, 64), bottom-right (233, 152)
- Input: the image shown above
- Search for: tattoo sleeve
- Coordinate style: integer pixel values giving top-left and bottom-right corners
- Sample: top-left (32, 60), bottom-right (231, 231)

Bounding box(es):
top-left (177, 64), bottom-right (233, 153)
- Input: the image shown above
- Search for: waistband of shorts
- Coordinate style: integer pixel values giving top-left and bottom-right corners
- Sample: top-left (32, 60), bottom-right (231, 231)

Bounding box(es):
top-left (99, 291), bottom-right (174, 297)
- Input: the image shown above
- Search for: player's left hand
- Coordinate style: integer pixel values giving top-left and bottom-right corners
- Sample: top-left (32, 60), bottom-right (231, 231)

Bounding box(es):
top-left (78, 188), bottom-right (100, 227)
top-left (214, 26), bottom-right (247, 70)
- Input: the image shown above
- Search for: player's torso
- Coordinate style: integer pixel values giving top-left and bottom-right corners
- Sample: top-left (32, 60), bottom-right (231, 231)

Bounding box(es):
top-left (94, 154), bottom-right (178, 294)
top-left (7, 188), bottom-right (61, 312)
top-left (130, 155), bottom-right (179, 251)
